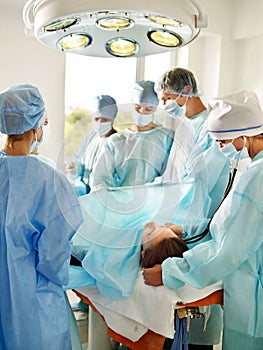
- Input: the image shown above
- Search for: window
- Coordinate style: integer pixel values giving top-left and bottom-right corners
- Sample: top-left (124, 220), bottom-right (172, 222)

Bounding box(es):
top-left (64, 54), bottom-right (137, 156)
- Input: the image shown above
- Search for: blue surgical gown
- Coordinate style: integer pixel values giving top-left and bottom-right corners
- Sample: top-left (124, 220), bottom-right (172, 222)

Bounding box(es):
top-left (72, 131), bottom-right (110, 195)
top-left (161, 111), bottom-right (228, 344)
top-left (91, 126), bottom-right (174, 189)
top-left (162, 150), bottom-right (263, 349)
top-left (163, 110), bottom-right (229, 219)
top-left (0, 153), bottom-right (83, 350)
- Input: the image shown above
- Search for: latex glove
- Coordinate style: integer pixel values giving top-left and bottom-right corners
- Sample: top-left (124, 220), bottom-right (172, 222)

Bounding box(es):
top-left (65, 161), bottom-right (77, 176)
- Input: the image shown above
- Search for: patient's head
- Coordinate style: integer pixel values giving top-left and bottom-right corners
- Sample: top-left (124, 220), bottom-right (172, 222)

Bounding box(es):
top-left (141, 222), bottom-right (188, 268)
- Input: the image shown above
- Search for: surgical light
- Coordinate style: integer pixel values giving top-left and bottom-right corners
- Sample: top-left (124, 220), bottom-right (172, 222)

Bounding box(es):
top-left (97, 17), bottom-right (133, 30)
top-left (23, 0), bottom-right (207, 58)
top-left (43, 18), bottom-right (79, 32)
top-left (57, 33), bottom-right (92, 51)
top-left (147, 30), bottom-right (182, 47)
top-left (147, 15), bottom-right (181, 27)
top-left (105, 38), bottom-right (139, 57)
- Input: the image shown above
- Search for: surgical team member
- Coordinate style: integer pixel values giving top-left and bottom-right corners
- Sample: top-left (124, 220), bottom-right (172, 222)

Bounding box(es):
top-left (0, 84), bottom-right (84, 350)
top-left (143, 90), bottom-right (263, 350)
top-left (66, 95), bottom-right (118, 195)
top-left (91, 80), bottom-right (174, 188)
top-left (156, 67), bottom-right (229, 218)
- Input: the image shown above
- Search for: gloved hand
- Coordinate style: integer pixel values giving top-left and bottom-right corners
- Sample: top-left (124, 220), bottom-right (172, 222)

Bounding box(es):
top-left (65, 161), bottom-right (77, 176)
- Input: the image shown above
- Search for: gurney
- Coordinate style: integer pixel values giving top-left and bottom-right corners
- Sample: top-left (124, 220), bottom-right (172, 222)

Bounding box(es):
top-left (65, 182), bottom-right (217, 349)
top-left (72, 275), bottom-right (223, 350)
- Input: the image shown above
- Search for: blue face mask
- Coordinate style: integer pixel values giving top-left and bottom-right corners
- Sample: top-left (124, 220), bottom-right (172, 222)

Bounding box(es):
top-left (97, 121), bottom-right (112, 136)
top-left (30, 129), bottom-right (43, 153)
top-left (164, 99), bottom-right (186, 119)
top-left (133, 112), bottom-right (154, 126)
top-left (220, 137), bottom-right (250, 161)
top-left (220, 143), bottom-right (238, 160)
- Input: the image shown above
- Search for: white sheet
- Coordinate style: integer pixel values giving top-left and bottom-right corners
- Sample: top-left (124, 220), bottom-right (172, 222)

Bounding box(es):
top-left (76, 272), bottom-right (223, 341)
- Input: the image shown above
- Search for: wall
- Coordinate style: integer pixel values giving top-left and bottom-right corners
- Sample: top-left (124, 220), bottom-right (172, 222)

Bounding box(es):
top-left (0, 3), bottom-right (66, 167)
top-left (1, 0), bottom-right (263, 165)
top-left (187, 0), bottom-right (237, 102)
top-left (231, 0), bottom-right (263, 103)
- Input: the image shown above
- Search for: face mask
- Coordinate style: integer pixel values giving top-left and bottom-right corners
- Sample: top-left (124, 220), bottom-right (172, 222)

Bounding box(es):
top-left (164, 99), bottom-right (186, 119)
top-left (220, 142), bottom-right (238, 160)
top-left (220, 137), bottom-right (250, 161)
top-left (133, 112), bottom-right (154, 126)
top-left (30, 130), bottom-right (43, 153)
top-left (97, 121), bottom-right (112, 136)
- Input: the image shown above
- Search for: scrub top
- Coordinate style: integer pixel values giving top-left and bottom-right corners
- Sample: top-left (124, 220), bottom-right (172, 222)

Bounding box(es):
top-left (91, 126), bottom-right (174, 189)
top-left (72, 131), bottom-right (111, 195)
top-left (163, 110), bottom-right (229, 218)
top-left (162, 150), bottom-right (263, 349)
top-left (0, 152), bottom-right (83, 350)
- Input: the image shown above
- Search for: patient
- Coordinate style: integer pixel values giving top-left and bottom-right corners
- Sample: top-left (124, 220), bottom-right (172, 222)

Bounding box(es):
top-left (141, 222), bottom-right (188, 268)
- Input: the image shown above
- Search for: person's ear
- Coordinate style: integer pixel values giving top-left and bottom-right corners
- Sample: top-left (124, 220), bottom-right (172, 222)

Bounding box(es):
top-left (141, 250), bottom-right (145, 258)
top-left (182, 85), bottom-right (193, 95)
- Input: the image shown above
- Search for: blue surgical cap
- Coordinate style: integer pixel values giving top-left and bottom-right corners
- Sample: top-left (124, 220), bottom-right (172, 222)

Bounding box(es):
top-left (0, 84), bottom-right (46, 135)
top-left (132, 80), bottom-right (159, 107)
top-left (91, 95), bottom-right (118, 120)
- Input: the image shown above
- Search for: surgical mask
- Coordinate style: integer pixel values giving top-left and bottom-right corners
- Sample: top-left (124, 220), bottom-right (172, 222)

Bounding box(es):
top-left (97, 121), bottom-right (112, 136)
top-left (30, 130), bottom-right (43, 153)
top-left (220, 143), bottom-right (238, 160)
top-left (220, 137), bottom-right (250, 161)
top-left (133, 112), bottom-right (154, 126)
top-left (164, 98), bottom-right (186, 119)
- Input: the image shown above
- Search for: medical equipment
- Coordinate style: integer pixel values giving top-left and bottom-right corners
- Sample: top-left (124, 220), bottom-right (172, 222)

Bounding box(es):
top-left (184, 166), bottom-right (237, 244)
top-left (23, 0), bottom-right (207, 58)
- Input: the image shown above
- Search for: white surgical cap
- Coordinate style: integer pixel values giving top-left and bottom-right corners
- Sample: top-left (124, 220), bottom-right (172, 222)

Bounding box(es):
top-left (91, 95), bottom-right (118, 120)
top-left (132, 80), bottom-right (159, 107)
top-left (208, 90), bottom-right (263, 140)
top-left (0, 84), bottom-right (46, 135)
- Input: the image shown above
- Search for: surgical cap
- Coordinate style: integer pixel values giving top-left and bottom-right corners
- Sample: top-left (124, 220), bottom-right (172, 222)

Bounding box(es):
top-left (0, 84), bottom-right (46, 135)
top-left (132, 80), bottom-right (159, 107)
top-left (91, 95), bottom-right (118, 120)
top-left (208, 90), bottom-right (263, 140)
top-left (155, 67), bottom-right (200, 96)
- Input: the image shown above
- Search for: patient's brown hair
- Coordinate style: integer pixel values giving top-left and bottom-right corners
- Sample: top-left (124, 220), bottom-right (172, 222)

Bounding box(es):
top-left (141, 236), bottom-right (188, 268)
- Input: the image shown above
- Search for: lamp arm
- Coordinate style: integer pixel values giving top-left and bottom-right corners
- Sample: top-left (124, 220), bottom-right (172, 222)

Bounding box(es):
top-left (188, 0), bottom-right (208, 28)
top-left (22, 0), bottom-right (38, 34)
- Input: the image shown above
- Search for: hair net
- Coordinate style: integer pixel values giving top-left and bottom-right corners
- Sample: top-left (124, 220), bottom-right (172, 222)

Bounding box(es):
top-left (208, 90), bottom-right (263, 140)
top-left (155, 67), bottom-right (200, 96)
top-left (0, 84), bottom-right (46, 135)
top-left (132, 80), bottom-right (159, 106)
top-left (91, 95), bottom-right (118, 120)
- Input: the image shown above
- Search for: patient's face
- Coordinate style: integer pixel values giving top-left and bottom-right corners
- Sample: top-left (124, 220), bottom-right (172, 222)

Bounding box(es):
top-left (142, 222), bottom-right (177, 251)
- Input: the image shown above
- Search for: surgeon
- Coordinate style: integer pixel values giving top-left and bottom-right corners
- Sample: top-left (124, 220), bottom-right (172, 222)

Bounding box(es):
top-left (66, 94), bottom-right (118, 195)
top-left (143, 90), bottom-right (263, 350)
top-left (156, 67), bottom-right (230, 218)
top-left (0, 84), bottom-right (84, 350)
top-left (90, 80), bottom-right (174, 188)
